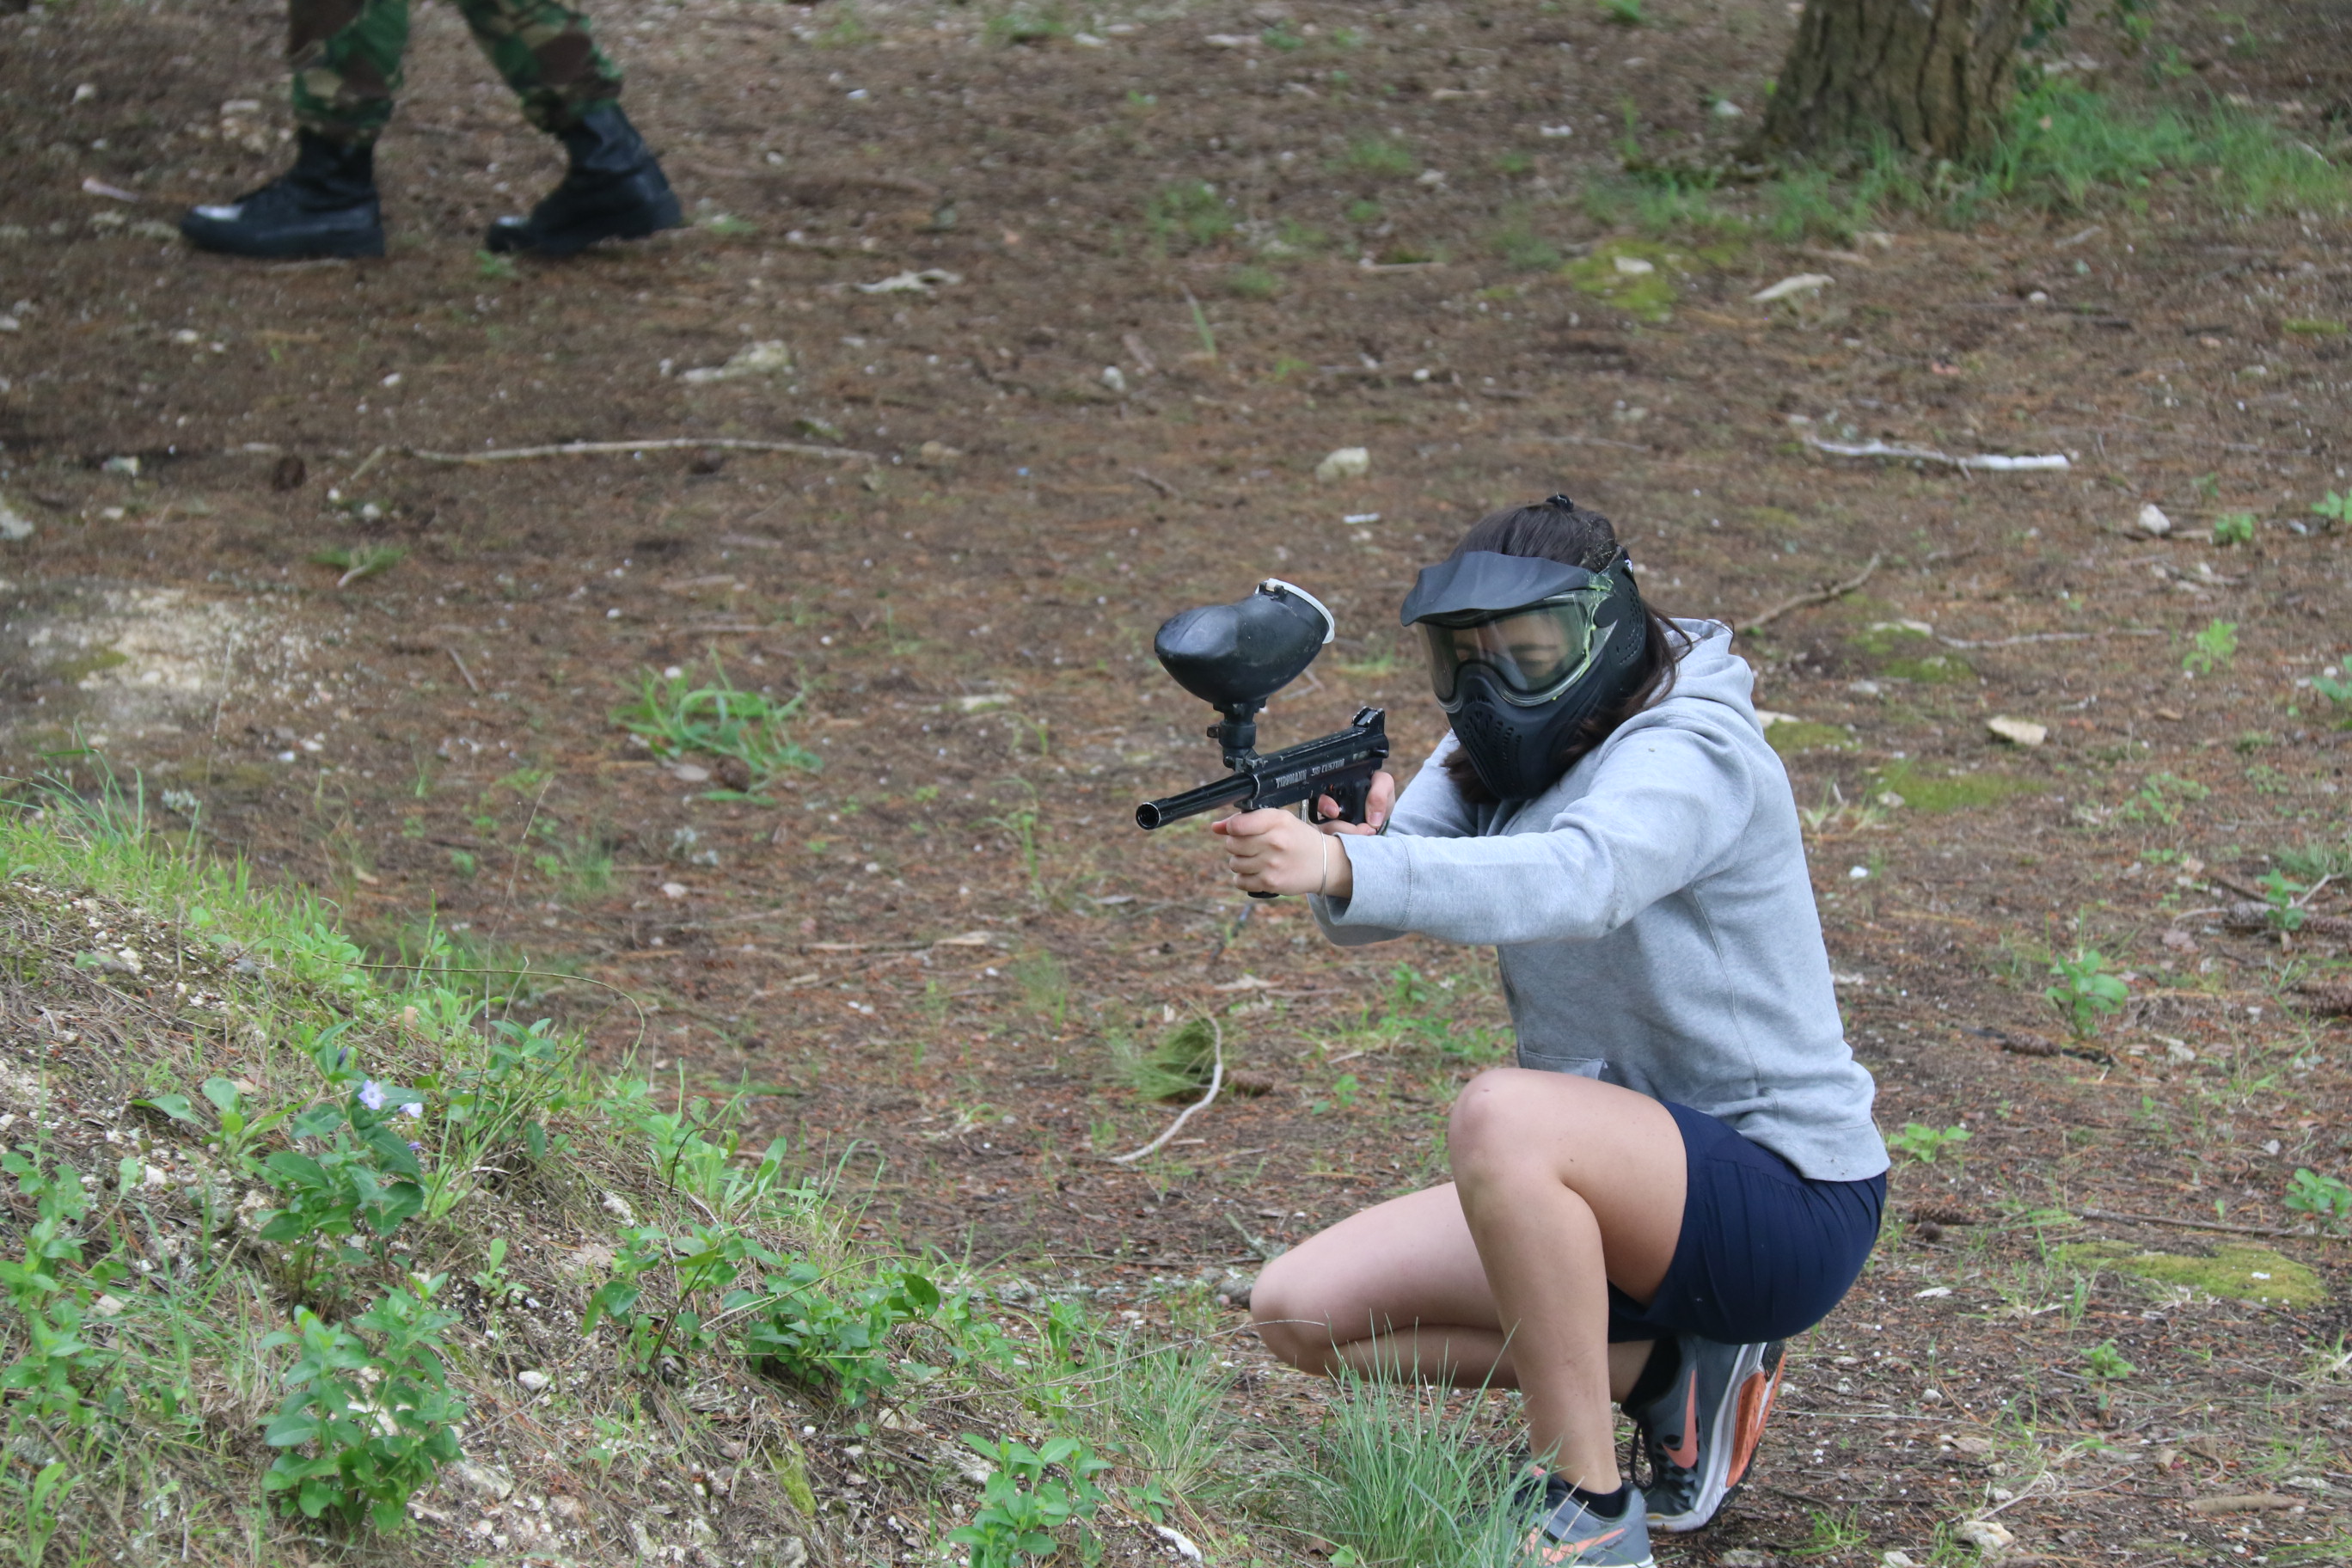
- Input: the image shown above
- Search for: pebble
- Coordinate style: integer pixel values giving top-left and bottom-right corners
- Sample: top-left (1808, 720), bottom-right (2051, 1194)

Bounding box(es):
top-left (1952, 1519), bottom-right (2014, 1550)
top-left (2136, 502), bottom-right (2173, 536)
top-left (1987, 715), bottom-right (2047, 747)
top-left (1314, 446), bottom-right (1369, 482)
top-left (517, 1369), bottom-right (551, 1392)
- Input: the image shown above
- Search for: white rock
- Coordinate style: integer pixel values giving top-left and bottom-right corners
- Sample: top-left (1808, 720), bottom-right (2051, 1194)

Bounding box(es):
top-left (516, 1369), bottom-right (551, 1392)
top-left (1953, 1519), bottom-right (2014, 1551)
top-left (852, 267), bottom-right (962, 295)
top-left (2136, 502), bottom-right (2173, 536)
top-left (452, 1461), bottom-right (515, 1500)
top-left (1883, 1554), bottom-right (1919, 1568)
top-left (1416, 168), bottom-right (1448, 187)
top-left (601, 1191), bottom-right (637, 1222)
top-left (89, 1293), bottom-right (126, 1318)
top-left (1712, 97), bottom-right (1745, 116)
top-left (1721, 1552), bottom-right (1774, 1568)
top-left (0, 496), bottom-right (33, 543)
top-left (1987, 716), bottom-right (2047, 747)
top-left (678, 340), bottom-right (793, 384)
top-left (659, 881), bottom-right (689, 900)
top-left (1100, 365), bottom-right (1128, 394)
top-left (1613, 254), bottom-right (1656, 275)
top-left (667, 762), bottom-right (711, 783)
top-left (1755, 709), bottom-right (1804, 728)
top-left (1752, 273), bottom-right (1833, 303)
top-left (1314, 446), bottom-right (1370, 482)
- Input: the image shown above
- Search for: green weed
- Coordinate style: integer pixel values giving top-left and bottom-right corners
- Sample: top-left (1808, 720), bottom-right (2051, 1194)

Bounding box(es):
top-left (984, 3), bottom-right (1070, 45)
top-left (611, 657), bottom-right (819, 788)
top-left (1146, 181), bottom-right (1235, 249)
top-left (1228, 263), bottom-right (1279, 300)
top-left (949, 1435), bottom-right (1109, 1566)
top-left (1888, 1122), bottom-right (1973, 1164)
top-left (1113, 1017), bottom-right (1221, 1101)
top-left (2046, 946), bottom-right (2130, 1036)
top-left (2284, 1168), bottom-right (2352, 1232)
top-left (1490, 210), bottom-right (1562, 271)
top-left (2212, 511), bottom-right (2257, 547)
top-left (309, 544), bottom-right (406, 589)
top-left (1286, 1366), bottom-right (1528, 1567)
top-left (2082, 1340), bottom-right (2137, 1380)
top-left (2184, 618), bottom-right (2239, 674)
top-left (1343, 135), bottom-right (1418, 180)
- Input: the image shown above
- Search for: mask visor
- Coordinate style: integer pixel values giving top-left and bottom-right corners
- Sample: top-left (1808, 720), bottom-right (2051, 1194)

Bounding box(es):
top-left (1420, 586), bottom-right (1613, 706)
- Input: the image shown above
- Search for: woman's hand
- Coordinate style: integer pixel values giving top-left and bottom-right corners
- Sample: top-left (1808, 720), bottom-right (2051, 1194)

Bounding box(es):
top-left (1314, 769), bottom-right (1395, 836)
top-left (1211, 807), bottom-right (1352, 898)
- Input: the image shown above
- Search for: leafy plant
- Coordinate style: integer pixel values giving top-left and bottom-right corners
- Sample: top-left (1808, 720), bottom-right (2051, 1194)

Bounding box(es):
top-left (2046, 946), bottom-right (2130, 1036)
top-left (0, 1150), bottom-right (124, 1422)
top-left (610, 658), bottom-right (819, 790)
top-left (736, 1261), bottom-right (959, 1406)
top-left (2184, 618), bottom-right (2239, 674)
top-left (250, 1035), bottom-right (431, 1290)
top-left (2312, 672), bottom-right (2352, 726)
top-left (2312, 490), bottom-right (2352, 527)
top-left (2257, 871), bottom-right (2309, 933)
top-left (947, 1435), bottom-right (1110, 1567)
top-left (2083, 1340), bottom-right (2137, 1380)
top-left (1144, 181), bottom-right (1234, 249)
top-left (2211, 511), bottom-right (2257, 547)
top-left (1113, 1017), bottom-right (1220, 1101)
top-left (260, 1274), bottom-right (468, 1529)
top-left (2284, 1168), bottom-right (2352, 1232)
top-left (1600, 0), bottom-right (1645, 23)
top-left (475, 248), bottom-right (517, 281)
top-left (1887, 1122), bottom-right (1973, 1165)
top-left (2118, 771), bottom-right (2210, 828)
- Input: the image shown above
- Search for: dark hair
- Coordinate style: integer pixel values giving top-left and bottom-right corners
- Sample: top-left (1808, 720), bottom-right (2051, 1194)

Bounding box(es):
top-left (1436, 495), bottom-right (1690, 803)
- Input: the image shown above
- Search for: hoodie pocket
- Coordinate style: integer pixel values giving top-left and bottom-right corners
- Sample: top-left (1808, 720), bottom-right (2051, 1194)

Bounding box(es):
top-left (1516, 1050), bottom-right (1608, 1081)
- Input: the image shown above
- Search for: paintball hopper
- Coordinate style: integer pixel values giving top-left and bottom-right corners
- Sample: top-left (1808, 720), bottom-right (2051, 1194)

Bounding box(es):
top-left (1153, 578), bottom-right (1334, 722)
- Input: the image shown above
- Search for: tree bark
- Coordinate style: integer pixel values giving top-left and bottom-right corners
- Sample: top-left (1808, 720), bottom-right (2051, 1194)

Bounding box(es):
top-left (1754, 0), bottom-right (2036, 162)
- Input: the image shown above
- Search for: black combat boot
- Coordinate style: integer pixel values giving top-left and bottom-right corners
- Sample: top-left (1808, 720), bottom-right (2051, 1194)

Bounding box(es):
top-left (485, 105), bottom-right (682, 258)
top-left (181, 132), bottom-right (384, 260)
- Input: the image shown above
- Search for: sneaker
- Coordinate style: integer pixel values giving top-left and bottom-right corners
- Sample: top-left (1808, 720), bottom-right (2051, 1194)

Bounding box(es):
top-left (1517, 1470), bottom-right (1655, 1567)
top-left (1627, 1338), bottom-right (1785, 1533)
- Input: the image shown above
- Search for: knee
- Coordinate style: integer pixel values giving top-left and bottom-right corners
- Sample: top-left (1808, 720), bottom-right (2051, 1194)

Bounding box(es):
top-left (1447, 1068), bottom-right (1546, 1173)
top-left (1246, 1252), bottom-right (1329, 1371)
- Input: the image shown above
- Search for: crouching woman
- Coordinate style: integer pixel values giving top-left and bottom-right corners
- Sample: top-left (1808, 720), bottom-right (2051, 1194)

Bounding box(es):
top-left (1210, 496), bottom-right (1888, 1566)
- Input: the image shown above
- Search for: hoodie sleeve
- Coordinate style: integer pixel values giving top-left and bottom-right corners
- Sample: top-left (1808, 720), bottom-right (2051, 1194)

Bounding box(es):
top-left (1308, 734), bottom-right (1478, 946)
top-left (1319, 714), bottom-right (1760, 946)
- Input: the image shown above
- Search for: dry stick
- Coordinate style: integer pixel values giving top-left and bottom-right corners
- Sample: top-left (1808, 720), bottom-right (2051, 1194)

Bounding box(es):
top-left (404, 436), bottom-right (874, 465)
top-left (1740, 553), bottom-right (1882, 634)
top-left (445, 646), bottom-right (481, 694)
top-left (2073, 1206), bottom-right (2320, 1241)
top-left (1109, 1018), bottom-right (1222, 1166)
top-left (343, 443), bottom-right (391, 488)
top-left (1131, 468), bottom-right (1183, 499)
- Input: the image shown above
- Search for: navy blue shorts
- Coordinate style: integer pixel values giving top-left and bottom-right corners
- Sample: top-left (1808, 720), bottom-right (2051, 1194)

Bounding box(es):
top-left (1606, 1101), bottom-right (1885, 1344)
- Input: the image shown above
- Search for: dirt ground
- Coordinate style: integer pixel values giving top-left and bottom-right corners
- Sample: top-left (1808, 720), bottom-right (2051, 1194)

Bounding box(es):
top-left (4, 0), bottom-right (2352, 1559)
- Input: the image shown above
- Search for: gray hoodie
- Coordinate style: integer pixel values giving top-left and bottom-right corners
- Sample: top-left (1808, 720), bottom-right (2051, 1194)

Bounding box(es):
top-left (1314, 619), bottom-right (1888, 1182)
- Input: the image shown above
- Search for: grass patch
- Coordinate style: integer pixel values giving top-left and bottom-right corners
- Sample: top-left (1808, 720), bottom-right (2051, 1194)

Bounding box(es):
top-left (1342, 135), bottom-right (1418, 180)
top-left (1228, 263), bottom-right (1280, 300)
top-left (1111, 1016), bottom-right (1221, 1101)
top-left (610, 655), bottom-right (819, 791)
top-left (1875, 760), bottom-right (2043, 813)
top-left (0, 790), bottom-right (1274, 1565)
top-left (1489, 209), bottom-right (1562, 272)
top-left (1146, 180), bottom-right (1235, 250)
top-left (1282, 1365), bottom-right (1529, 1566)
top-left (2058, 1241), bottom-right (2324, 1308)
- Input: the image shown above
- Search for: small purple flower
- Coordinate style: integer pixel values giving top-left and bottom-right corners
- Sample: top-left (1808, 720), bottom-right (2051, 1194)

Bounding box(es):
top-left (401, 1099), bottom-right (423, 1119)
top-left (358, 1080), bottom-right (386, 1112)
top-left (407, 1141), bottom-right (425, 1153)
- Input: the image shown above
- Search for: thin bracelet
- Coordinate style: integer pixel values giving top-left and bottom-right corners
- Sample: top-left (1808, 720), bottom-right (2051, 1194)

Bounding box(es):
top-left (1316, 836), bottom-right (1332, 897)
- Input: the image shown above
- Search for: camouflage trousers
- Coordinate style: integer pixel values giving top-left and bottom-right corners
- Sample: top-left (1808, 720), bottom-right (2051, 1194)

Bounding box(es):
top-left (289, 0), bottom-right (625, 145)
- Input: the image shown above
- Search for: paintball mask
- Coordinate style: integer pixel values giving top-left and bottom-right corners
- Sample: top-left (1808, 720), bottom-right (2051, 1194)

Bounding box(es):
top-left (1400, 546), bottom-right (1650, 799)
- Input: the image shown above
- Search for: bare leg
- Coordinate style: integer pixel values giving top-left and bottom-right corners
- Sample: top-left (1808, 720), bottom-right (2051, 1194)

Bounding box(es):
top-left (1252, 1070), bottom-right (1686, 1493)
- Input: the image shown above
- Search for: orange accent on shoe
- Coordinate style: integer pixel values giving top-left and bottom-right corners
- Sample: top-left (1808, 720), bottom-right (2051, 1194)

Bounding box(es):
top-left (1529, 1525), bottom-right (1629, 1564)
top-left (1663, 1374), bottom-right (1700, 1469)
top-left (1724, 1353), bottom-right (1785, 1487)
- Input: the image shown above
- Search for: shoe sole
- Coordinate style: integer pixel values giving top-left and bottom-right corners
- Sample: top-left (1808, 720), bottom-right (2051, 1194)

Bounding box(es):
top-left (485, 194), bottom-right (683, 259)
top-left (179, 221), bottom-right (384, 260)
top-left (1648, 1341), bottom-right (1784, 1534)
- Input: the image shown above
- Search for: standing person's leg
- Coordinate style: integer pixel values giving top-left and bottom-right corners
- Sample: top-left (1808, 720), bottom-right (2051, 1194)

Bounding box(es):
top-left (456, 0), bottom-right (682, 255)
top-left (181, 0), bottom-right (402, 258)
top-left (1252, 1070), bottom-right (1686, 1495)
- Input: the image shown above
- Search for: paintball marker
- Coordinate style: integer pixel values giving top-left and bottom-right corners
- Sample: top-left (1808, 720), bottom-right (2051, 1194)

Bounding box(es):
top-left (1134, 579), bottom-right (1390, 859)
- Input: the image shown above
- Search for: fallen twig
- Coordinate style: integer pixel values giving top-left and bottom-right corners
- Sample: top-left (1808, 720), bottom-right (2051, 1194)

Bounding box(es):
top-left (2073, 1206), bottom-right (2317, 1240)
top-left (445, 647), bottom-right (481, 694)
top-left (1130, 468), bottom-right (1182, 499)
top-left (343, 444), bottom-right (390, 488)
top-left (404, 436), bottom-right (873, 466)
top-left (1741, 553), bottom-right (1881, 633)
top-left (1802, 434), bottom-right (2070, 472)
top-left (1109, 1018), bottom-right (1222, 1165)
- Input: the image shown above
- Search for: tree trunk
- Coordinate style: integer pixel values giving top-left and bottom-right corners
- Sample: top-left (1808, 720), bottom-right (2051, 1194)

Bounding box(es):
top-left (1754, 0), bottom-right (2036, 162)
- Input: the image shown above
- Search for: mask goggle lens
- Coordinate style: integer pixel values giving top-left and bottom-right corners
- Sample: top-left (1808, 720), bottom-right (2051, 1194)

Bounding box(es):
top-left (1421, 586), bottom-right (1610, 706)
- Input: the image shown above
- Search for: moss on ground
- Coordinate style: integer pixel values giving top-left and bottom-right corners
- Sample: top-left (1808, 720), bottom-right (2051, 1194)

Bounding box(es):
top-left (1874, 760), bottom-right (2044, 813)
top-left (1766, 720), bottom-right (1854, 756)
top-left (1562, 240), bottom-right (1692, 322)
top-left (2061, 1240), bottom-right (2325, 1309)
